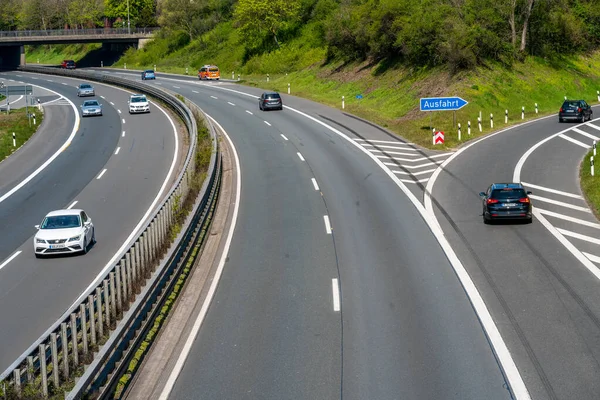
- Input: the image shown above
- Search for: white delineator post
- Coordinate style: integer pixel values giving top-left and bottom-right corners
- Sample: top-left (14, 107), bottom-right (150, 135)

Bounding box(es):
top-left (101, 61), bottom-right (103, 67)
top-left (468, 121), bottom-right (471, 136)
top-left (505, 109), bottom-right (508, 123)
top-left (458, 123), bottom-right (461, 141)
top-left (594, 140), bottom-right (597, 157)
top-left (185, 67), bottom-right (188, 75)
top-left (288, 83), bottom-right (290, 95)
top-left (267, 74), bottom-right (270, 82)
top-left (478, 117), bottom-right (482, 132)
top-left (342, 96), bottom-right (345, 109)
top-left (37, 99), bottom-right (41, 111)
top-left (432, 128), bottom-right (435, 145)
top-left (490, 113), bottom-right (494, 129)
top-left (33, 114), bottom-right (36, 125)
top-left (564, 96), bottom-right (567, 101)
top-left (592, 156), bottom-right (595, 177)
top-left (232, 71), bottom-right (234, 80)
top-left (12, 132), bottom-right (16, 147)
top-left (124, 63), bottom-right (127, 69)
top-left (535, 103), bottom-right (538, 114)
top-left (597, 90), bottom-right (600, 102)
top-left (154, 64), bottom-right (156, 72)
top-left (521, 106), bottom-right (525, 120)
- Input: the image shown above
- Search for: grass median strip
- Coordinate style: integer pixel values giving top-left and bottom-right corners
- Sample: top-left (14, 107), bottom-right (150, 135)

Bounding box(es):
top-left (580, 150), bottom-right (600, 219)
top-left (0, 108), bottom-right (44, 162)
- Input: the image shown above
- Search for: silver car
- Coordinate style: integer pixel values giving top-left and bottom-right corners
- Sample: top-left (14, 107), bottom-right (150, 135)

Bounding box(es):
top-left (77, 83), bottom-right (95, 97)
top-left (81, 99), bottom-right (102, 117)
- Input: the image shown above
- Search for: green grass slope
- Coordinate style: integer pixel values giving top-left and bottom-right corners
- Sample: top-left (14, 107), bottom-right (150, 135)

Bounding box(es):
top-left (26, 43), bottom-right (102, 65)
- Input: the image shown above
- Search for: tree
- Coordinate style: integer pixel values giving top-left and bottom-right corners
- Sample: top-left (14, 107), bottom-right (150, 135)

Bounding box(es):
top-left (233, 0), bottom-right (301, 48)
top-left (520, 0), bottom-right (535, 51)
top-left (104, 0), bottom-right (156, 27)
top-left (157, 0), bottom-right (203, 40)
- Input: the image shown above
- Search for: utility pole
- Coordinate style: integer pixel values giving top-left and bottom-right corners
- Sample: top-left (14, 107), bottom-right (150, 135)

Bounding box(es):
top-left (127, 0), bottom-right (131, 34)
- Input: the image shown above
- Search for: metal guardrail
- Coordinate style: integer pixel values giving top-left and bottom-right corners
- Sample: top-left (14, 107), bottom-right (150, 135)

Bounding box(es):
top-left (0, 65), bottom-right (219, 398)
top-left (0, 28), bottom-right (157, 38)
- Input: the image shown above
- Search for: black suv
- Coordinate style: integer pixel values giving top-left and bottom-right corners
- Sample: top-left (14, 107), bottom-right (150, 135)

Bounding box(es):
top-left (559, 100), bottom-right (592, 123)
top-left (259, 92), bottom-right (283, 111)
top-left (479, 183), bottom-right (532, 224)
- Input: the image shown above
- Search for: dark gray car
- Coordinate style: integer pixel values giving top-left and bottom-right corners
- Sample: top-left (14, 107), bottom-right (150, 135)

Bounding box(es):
top-left (259, 92), bottom-right (283, 111)
top-left (77, 83), bottom-right (95, 97)
top-left (559, 99), bottom-right (593, 122)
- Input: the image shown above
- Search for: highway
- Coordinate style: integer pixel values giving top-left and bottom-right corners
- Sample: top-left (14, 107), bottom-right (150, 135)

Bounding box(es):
top-left (101, 70), bottom-right (513, 399)
top-left (0, 71), bottom-right (179, 371)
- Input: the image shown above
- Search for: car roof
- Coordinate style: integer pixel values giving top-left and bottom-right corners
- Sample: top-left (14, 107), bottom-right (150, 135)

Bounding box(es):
top-left (79, 83), bottom-right (92, 86)
top-left (46, 209), bottom-right (84, 217)
top-left (490, 183), bottom-right (524, 190)
top-left (263, 91), bottom-right (280, 95)
top-left (131, 94), bottom-right (146, 98)
top-left (144, 70), bottom-right (154, 72)
top-left (83, 99), bottom-right (98, 103)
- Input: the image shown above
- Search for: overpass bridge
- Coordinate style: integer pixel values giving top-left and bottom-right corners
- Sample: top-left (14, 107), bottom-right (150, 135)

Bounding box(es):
top-left (0, 28), bottom-right (157, 68)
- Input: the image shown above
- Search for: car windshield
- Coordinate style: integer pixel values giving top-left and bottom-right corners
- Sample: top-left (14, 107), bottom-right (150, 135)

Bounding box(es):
top-left (209, 67), bottom-right (219, 72)
top-left (491, 189), bottom-right (527, 199)
top-left (80, 84), bottom-right (91, 89)
top-left (562, 101), bottom-right (580, 109)
top-left (131, 97), bottom-right (146, 103)
top-left (145, 70), bottom-right (154, 74)
top-left (67, 61), bottom-right (75, 65)
top-left (266, 93), bottom-right (280, 99)
top-left (41, 215), bottom-right (81, 229)
top-left (83, 101), bottom-right (99, 107)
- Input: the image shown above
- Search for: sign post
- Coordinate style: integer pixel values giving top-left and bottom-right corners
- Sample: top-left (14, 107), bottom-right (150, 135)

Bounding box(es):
top-left (420, 96), bottom-right (468, 138)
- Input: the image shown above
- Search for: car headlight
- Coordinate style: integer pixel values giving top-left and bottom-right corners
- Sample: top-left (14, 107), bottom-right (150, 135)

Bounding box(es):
top-left (68, 235), bottom-right (81, 242)
top-left (36, 238), bottom-right (45, 244)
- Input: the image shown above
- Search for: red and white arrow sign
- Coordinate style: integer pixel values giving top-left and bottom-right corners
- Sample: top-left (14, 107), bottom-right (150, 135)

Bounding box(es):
top-left (434, 131), bottom-right (444, 144)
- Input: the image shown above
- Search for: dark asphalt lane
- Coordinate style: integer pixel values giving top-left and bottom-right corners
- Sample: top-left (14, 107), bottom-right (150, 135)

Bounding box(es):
top-left (0, 72), bottom-right (177, 371)
top-left (431, 112), bottom-right (600, 400)
top-left (103, 71), bottom-right (513, 399)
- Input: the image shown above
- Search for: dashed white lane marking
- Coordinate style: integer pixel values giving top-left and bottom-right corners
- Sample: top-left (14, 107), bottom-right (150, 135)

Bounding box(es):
top-left (96, 169), bottom-right (107, 180)
top-left (586, 122), bottom-right (600, 132)
top-left (362, 144), bottom-right (418, 151)
top-left (67, 201), bottom-right (78, 210)
top-left (264, 121), bottom-right (271, 126)
top-left (30, 77), bottom-right (37, 80)
top-left (583, 252), bottom-right (600, 264)
top-left (245, 110), bottom-right (253, 115)
top-left (332, 279), bottom-right (341, 312)
top-left (118, 109), bottom-right (121, 114)
top-left (393, 168), bottom-right (436, 176)
top-left (156, 82), bottom-right (162, 85)
top-left (192, 90), bottom-right (199, 93)
top-left (311, 178), bottom-right (320, 191)
top-left (355, 138), bottom-right (414, 145)
top-left (572, 127), bottom-right (600, 141)
top-left (280, 134), bottom-right (288, 141)
top-left (15, 75), bottom-right (22, 77)
top-left (297, 152), bottom-right (305, 161)
top-left (0, 251), bottom-right (21, 272)
top-left (61, 82), bottom-right (68, 85)
top-left (558, 133), bottom-right (590, 148)
top-left (211, 96), bottom-right (218, 99)
top-left (324, 215), bottom-right (332, 234)
top-left (521, 182), bottom-right (583, 199)
top-left (100, 95), bottom-right (105, 99)
top-left (537, 208), bottom-right (600, 229)
top-left (122, 131), bottom-right (126, 137)
top-left (529, 194), bottom-right (591, 212)
top-left (227, 101), bottom-right (235, 106)
top-left (122, 118), bottom-right (126, 124)
top-left (47, 79), bottom-right (53, 82)
top-left (173, 86), bottom-right (180, 89)
top-left (110, 101), bottom-right (115, 105)
top-left (115, 147), bottom-right (121, 155)
top-left (557, 228), bottom-right (600, 246)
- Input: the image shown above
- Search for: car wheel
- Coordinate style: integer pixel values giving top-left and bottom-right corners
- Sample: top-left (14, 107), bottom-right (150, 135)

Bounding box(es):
top-left (92, 228), bottom-right (96, 244)
top-left (559, 118), bottom-right (563, 123)
top-left (35, 253), bottom-right (41, 259)
top-left (580, 115), bottom-right (585, 123)
top-left (483, 213), bottom-right (491, 225)
top-left (589, 112), bottom-right (593, 121)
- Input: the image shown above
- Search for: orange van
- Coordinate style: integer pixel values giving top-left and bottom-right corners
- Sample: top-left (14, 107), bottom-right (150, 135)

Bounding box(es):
top-left (198, 65), bottom-right (220, 80)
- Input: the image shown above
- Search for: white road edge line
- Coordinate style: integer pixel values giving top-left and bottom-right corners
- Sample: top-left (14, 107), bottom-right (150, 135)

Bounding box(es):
top-left (0, 251), bottom-right (22, 272)
top-left (280, 134), bottom-right (288, 141)
top-left (297, 152), bottom-right (305, 161)
top-left (165, 81), bottom-right (532, 400)
top-left (96, 169), bottom-right (107, 180)
top-left (536, 208), bottom-right (600, 229)
top-left (115, 147), bottom-right (121, 155)
top-left (110, 101), bottom-right (115, 106)
top-left (158, 114), bottom-right (241, 400)
top-left (528, 194), bottom-right (590, 213)
top-left (558, 133), bottom-right (590, 149)
top-left (67, 201), bottom-right (78, 210)
top-left (332, 278), bottom-right (341, 312)
top-left (324, 215), bottom-right (332, 234)
top-left (264, 121), bottom-right (272, 126)
top-left (118, 109), bottom-right (121, 114)
top-left (311, 178), bottom-right (320, 191)
top-left (521, 182), bottom-right (583, 199)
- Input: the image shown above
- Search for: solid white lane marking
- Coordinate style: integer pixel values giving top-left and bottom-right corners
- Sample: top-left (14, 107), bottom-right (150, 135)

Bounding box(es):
top-left (159, 115), bottom-right (241, 400)
top-left (96, 169), bottom-right (107, 179)
top-left (355, 139), bottom-right (413, 145)
top-left (110, 101), bottom-right (115, 105)
top-left (115, 147), bottom-right (121, 155)
top-left (297, 152), bottom-right (305, 161)
top-left (324, 215), bottom-right (332, 234)
top-left (311, 178), bottom-right (320, 191)
top-left (173, 86), bottom-right (180, 89)
top-left (332, 279), bottom-right (341, 312)
top-left (0, 251), bottom-right (21, 272)
top-left (117, 109), bottom-right (121, 114)
top-left (245, 110), bottom-right (253, 115)
top-left (400, 178), bottom-right (429, 183)
top-left (122, 118), bottom-right (126, 124)
top-left (122, 131), bottom-right (126, 137)
top-left (572, 127), bottom-right (600, 141)
top-left (558, 133), bottom-right (590, 148)
top-left (264, 121), bottom-right (271, 126)
top-left (586, 122), bottom-right (600, 132)
top-left (583, 252), bottom-right (600, 264)
top-left (227, 101), bottom-right (235, 106)
top-left (280, 134), bottom-right (288, 141)
top-left (192, 90), bottom-right (199, 93)
top-left (537, 208), bottom-right (600, 229)
top-left (521, 182), bottom-right (583, 199)
top-left (393, 168), bottom-right (436, 176)
top-left (529, 194), bottom-right (590, 212)
top-left (67, 201), bottom-right (78, 209)
top-left (363, 144), bottom-right (418, 151)
top-left (210, 96), bottom-right (218, 99)
top-left (557, 228), bottom-right (600, 246)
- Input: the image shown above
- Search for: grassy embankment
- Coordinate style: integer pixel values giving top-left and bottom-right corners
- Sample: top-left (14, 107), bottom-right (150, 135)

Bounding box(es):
top-left (0, 108), bottom-right (43, 161)
top-left (580, 151), bottom-right (600, 218)
top-left (25, 43), bottom-right (101, 65)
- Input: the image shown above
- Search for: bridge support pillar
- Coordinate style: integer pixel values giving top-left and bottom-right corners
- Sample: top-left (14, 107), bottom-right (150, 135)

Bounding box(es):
top-left (138, 38), bottom-right (152, 49)
top-left (19, 45), bottom-right (25, 66)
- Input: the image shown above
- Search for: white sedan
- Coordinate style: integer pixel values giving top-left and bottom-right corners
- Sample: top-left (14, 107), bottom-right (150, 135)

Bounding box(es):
top-left (34, 209), bottom-right (95, 258)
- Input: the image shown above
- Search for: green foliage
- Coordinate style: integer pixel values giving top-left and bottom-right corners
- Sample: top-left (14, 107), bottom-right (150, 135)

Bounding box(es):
top-left (0, 108), bottom-right (44, 163)
top-left (104, 0), bottom-right (156, 27)
top-left (580, 150), bottom-right (600, 220)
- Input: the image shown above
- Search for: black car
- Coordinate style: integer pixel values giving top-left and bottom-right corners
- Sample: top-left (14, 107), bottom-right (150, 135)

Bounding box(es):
top-left (259, 92), bottom-right (283, 111)
top-left (559, 100), bottom-right (593, 122)
top-left (479, 183), bottom-right (532, 224)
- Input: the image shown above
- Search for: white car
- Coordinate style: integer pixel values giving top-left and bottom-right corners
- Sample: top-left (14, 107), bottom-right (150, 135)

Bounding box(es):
top-left (34, 209), bottom-right (95, 258)
top-left (128, 94), bottom-right (150, 114)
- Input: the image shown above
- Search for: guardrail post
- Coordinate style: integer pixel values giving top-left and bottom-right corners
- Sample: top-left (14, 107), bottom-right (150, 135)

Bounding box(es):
top-left (13, 369), bottom-right (20, 396)
top-left (232, 71), bottom-right (234, 80)
top-left (88, 295), bottom-right (96, 346)
top-left (127, 249), bottom-right (134, 300)
top-left (109, 272), bottom-right (117, 320)
top-left (151, 221), bottom-right (157, 260)
top-left (39, 344), bottom-right (48, 398)
top-left (160, 209), bottom-right (167, 247)
top-left (121, 258), bottom-right (129, 303)
top-left (80, 304), bottom-right (88, 357)
top-left (103, 279), bottom-right (110, 328)
top-left (116, 263), bottom-right (123, 314)
top-left (138, 234), bottom-right (145, 278)
top-left (60, 322), bottom-right (69, 379)
top-left (27, 355), bottom-right (34, 383)
top-left (129, 249), bottom-right (138, 293)
top-left (146, 228), bottom-right (153, 268)
top-left (95, 287), bottom-right (103, 338)
top-left (70, 313), bottom-right (79, 367)
top-left (51, 333), bottom-right (59, 386)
